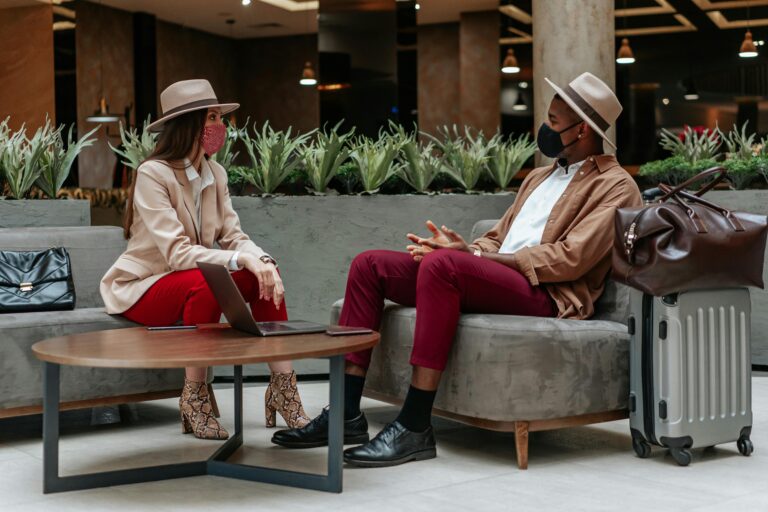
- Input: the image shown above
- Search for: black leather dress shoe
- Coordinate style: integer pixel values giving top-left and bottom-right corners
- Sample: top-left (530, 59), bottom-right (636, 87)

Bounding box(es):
top-left (343, 421), bottom-right (436, 467)
top-left (271, 407), bottom-right (369, 448)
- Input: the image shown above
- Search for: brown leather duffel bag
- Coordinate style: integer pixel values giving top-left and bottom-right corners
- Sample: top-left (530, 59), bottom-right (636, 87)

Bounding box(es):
top-left (612, 167), bottom-right (768, 296)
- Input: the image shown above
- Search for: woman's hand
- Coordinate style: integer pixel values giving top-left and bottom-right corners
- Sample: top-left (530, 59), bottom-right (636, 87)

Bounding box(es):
top-left (406, 221), bottom-right (470, 261)
top-left (240, 253), bottom-right (284, 309)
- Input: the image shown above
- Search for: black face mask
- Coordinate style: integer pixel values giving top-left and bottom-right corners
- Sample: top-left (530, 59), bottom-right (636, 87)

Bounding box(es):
top-left (536, 121), bottom-right (582, 158)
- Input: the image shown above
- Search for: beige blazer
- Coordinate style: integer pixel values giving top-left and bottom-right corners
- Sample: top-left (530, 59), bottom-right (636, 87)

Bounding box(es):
top-left (100, 158), bottom-right (267, 314)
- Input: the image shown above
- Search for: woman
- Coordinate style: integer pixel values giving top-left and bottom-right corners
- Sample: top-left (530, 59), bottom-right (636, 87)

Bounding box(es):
top-left (100, 79), bottom-right (310, 440)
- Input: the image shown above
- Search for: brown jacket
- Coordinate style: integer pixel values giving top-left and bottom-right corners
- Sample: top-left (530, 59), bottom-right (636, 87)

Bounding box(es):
top-left (100, 158), bottom-right (268, 314)
top-left (469, 154), bottom-right (642, 320)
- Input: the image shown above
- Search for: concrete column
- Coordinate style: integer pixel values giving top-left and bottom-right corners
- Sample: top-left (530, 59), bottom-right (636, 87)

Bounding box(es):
top-left (532, 0), bottom-right (615, 164)
top-left (459, 11), bottom-right (500, 136)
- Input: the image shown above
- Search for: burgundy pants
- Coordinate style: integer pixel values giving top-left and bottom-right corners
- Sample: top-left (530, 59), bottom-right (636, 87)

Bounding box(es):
top-left (339, 250), bottom-right (556, 371)
top-left (123, 269), bottom-right (288, 326)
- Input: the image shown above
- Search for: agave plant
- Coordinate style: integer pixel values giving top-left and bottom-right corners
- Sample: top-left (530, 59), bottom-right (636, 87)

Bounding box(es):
top-left (37, 124), bottom-right (99, 198)
top-left (659, 125), bottom-right (721, 164)
top-left (486, 133), bottom-right (536, 189)
top-left (0, 122), bottom-right (55, 199)
top-left (0, 118), bottom-right (10, 194)
top-left (211, 120), bottom-right (248, 172)
top-left (349, 131), bottom-right (404, 193)
top-left (109, 118), bottom-right (158, 171)
top-left (444, 128), bottom-right (497, 191)
top-left (301, 121), bottom-right (354, 193)
top-left (240, 121), bottom-right (315, 194)
top-left (423, 124), bottom-right (464, 174)
top-left (396, 138), bottom-right (444, 193)
top-left (719, 121), bottom-right (757, 160)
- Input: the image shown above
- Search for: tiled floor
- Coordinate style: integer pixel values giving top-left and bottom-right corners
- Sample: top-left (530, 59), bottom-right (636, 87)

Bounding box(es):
top-left (0, 376), bottom-right (766, 512)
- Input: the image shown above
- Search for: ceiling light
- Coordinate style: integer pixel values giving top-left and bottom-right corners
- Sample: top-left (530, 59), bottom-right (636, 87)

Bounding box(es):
top-left (415, 3), bottom-right (420, 10)
top-left (242, 0), bottom-right (251, 5)
top-left (86, 96), bottom-right (120, 123)
top-left (662, 97), bottom-right (670, 105)
top-left (616, 38), bottom-right (635, 64)
top-left (740, 29), bottom-right (758, 58)
top-left (501, 49), bottom-right (520, 74)
top-left (512, 94), bottom-right (527, 111)
top-left (300, 61), bottom-right (317, 86)
top-left (519, 81), bottom-right (528, 89)
top-left (683, 82), bottom-right (699, 101)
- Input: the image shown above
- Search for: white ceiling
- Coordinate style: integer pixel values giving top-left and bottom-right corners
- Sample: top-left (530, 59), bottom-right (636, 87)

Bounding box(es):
top-left (60, 0), bottom-right (498, 39)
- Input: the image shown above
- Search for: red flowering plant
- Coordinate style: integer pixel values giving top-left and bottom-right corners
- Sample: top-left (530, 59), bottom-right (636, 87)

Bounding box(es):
top-left (639, 125), bottom-right (721, 186)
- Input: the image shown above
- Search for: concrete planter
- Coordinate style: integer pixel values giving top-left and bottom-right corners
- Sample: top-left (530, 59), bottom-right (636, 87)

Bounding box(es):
top-left (708, 190), bottom-right (768, 366)
top-left (234, 193), bottom-right (515, 323)
top-left (229, 193), bottom-right (515, 376)
top-left (0, 199), bottom-right (91, 228)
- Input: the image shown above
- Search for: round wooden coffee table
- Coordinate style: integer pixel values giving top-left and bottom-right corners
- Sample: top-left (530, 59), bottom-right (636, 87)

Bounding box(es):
top-left (32, 324), bottom-right (379, 494)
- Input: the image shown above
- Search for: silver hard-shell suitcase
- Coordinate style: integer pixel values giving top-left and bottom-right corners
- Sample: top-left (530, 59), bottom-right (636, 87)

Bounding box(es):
top-left (628, 287), bottom-right (754, 466)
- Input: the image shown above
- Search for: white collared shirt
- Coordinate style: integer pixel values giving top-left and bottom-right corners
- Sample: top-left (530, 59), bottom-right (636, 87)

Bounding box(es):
top-left (498, 159), bottom-right (585, 255)
top-left (184, 159), bottom-right (240, 271)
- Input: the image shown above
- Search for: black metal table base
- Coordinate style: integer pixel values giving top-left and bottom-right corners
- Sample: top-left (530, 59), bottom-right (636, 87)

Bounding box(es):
top-left (42, 357), bottom-right (345, 494)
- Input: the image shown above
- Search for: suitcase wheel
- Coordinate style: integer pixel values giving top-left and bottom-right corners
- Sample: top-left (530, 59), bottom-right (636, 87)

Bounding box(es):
top-left (632, 438), bottom-right (651, 459)
top-left (737, 437), bottom-right (754, 457)
top-left (670, 447), bottom-right (691, 466)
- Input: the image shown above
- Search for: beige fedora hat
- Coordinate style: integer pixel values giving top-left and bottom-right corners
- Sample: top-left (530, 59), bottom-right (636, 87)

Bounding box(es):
top-left (147, 79), bottom-right (239, 132)
top-left (544, 72), bottom-right (622, 149)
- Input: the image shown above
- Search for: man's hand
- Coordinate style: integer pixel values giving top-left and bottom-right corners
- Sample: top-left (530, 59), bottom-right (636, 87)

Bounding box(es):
top-left (240, 253), bottom-right (285, 309)
top-left (406, 221), bottom-right (470, 261)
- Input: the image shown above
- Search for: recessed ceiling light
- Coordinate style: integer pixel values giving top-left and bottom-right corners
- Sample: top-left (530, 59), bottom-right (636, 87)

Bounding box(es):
top-left (519, 81), bottom-right (528, 89)
top-left (415, 3), bottom-right (420, 10)
top-left (242, 0), bottom-right (252, 5)
top-left (662, 97), bottom-right (670, 105)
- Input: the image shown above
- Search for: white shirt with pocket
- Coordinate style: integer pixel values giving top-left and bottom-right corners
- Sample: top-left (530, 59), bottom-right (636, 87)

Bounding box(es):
top-left (498, 159), bottom-right (585, 255)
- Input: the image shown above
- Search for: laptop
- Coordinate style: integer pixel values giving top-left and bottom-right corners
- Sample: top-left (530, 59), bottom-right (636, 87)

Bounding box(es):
top-left (197, 262), bottom-right (327, 337)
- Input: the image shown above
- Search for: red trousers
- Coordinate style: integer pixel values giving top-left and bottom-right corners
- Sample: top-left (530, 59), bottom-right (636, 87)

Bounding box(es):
top-left (340, 250), bottom-right (555, 371)
top-left (123, 269), bottom-right (287, 327)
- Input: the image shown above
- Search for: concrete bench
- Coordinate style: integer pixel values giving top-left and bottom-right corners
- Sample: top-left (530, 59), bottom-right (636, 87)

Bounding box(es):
top-left (331, 220), bottom-right (631, 469)
top-left (0, 226), bottom-right (184, 418)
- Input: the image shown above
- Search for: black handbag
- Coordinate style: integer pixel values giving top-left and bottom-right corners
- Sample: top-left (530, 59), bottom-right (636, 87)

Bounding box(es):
top-left (0, 247), bottom-right (76, 313)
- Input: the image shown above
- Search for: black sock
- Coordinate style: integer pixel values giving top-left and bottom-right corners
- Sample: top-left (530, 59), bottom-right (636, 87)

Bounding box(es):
top-left (395, 386), bottom-right (436, 432)
top-left (343, 374), bottom-right (366, 420)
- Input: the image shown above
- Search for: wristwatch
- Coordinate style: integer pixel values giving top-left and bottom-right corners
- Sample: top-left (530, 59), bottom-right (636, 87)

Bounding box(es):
top-left (260, 255), bottom-right (278, 267)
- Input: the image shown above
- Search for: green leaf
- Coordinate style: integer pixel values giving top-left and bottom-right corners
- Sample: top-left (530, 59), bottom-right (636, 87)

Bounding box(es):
top-left (36, 124), bottom-right (98, 198)
top-left (240, 121), bottom-right (316, 194)
top-left (109, 117), bottom-right (158, 171)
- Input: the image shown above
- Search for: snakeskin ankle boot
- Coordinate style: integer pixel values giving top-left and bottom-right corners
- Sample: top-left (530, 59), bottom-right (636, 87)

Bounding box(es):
top-left (179, 379), bottom-right (229, 440)
top-left (265, 371), bottom-right (311, 429)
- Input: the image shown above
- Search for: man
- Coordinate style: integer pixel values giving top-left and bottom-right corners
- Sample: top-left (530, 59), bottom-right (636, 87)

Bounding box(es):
top-left (272, 72), bottom-right (642, 467)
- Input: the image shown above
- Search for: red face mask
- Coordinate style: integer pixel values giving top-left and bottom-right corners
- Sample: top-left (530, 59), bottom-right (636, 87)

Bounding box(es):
top-left (200, 124), bottom-right (226, 156)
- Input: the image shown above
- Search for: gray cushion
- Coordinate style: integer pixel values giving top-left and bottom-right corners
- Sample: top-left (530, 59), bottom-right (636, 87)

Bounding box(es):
top-left (331, 300), bottom-right (629, 422)
top-left (0, 307), bottom-right (183, 409)
top-left (0, 226), bottom-right (127, 309)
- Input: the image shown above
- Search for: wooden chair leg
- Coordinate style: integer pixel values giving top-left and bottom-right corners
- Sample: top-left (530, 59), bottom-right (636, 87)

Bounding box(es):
top-left (207, 383), bottom-right (221, 419)
top-left (514, 421), bottom-right (529, 470)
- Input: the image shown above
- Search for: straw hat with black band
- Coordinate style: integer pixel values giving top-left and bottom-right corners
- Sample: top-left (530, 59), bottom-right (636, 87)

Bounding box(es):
top-left (544, 72), bottom-right (621, 150)
top-left (147, 79), bottom-right (239, 132)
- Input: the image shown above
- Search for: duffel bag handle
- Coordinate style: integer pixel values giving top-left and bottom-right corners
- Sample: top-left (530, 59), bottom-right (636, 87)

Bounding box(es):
top-left (658, 182), bottom-right (745, 232)
top-left (658, 166), bottom-right (728, 201)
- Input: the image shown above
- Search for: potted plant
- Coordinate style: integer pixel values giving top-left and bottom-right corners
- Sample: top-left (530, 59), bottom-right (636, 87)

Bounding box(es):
top-left (0, 118), bottom-right (94, 227)
top-left (639, 125), bottom-right (720, 186)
